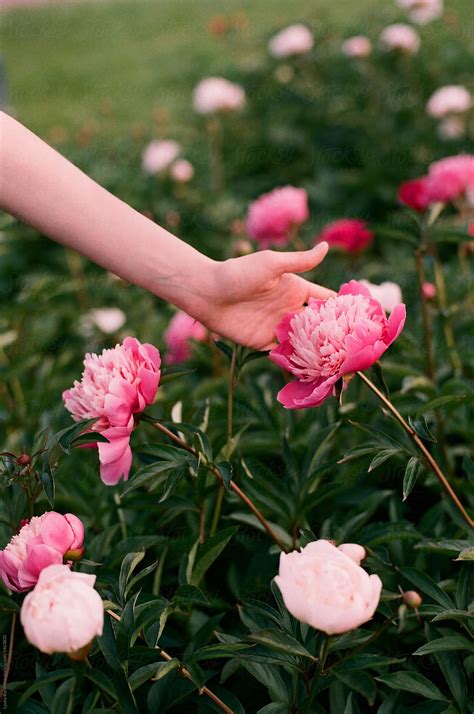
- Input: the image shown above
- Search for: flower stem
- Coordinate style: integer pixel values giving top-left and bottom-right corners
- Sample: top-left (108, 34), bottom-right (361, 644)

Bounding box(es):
top-left (414, 246), bottom-right (436, 381)
top-left (0, 611), bottom-right (16, 703)
top-left (207, 116), bottom-right (224, 193)
top-left (149, 420), bottom-right (288, 550)
top-left (357, 371), bottom-right (473, 529)
top-left (301, 635), bottom-right (330, 713)
top-left (107, 610), bottom-right (235, 714)
top-left (432, 247), bottom-right (463, 376)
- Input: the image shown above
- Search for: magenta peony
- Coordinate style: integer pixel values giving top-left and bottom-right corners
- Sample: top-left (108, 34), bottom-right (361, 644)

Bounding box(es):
top-left (269, 280), bottom-right (406, 409)
top-left (316, 218), bottom-right (373, 254)
top-left (341, 36), bottom-right (372, 58)
top-left (359, 280), bottom-right (403, 313)
top-left (246, 186), bottom-right (309, 248)
top-left (397, 177), bottom-right (431, 212)
top-left (268, 24), bottom-right (314, 58)
top-left (275, 540), bottom-right (382, 635)
top-left (427, 85), bottom-right (472, 118)
top-left (141, 140), bottom-right (181, 175)
top-left (63, 337), bottom-right (161, 485)
top-left (20, 565), bottom-right (104, 655)
top-left (426, 154), bottom-right (474, 204)
top-left (379, 24), bottom-right (420, 54)
top-left (0, 512), bottom-right (84, 592)
top-left (192, 77), bottom-right (246, 114)
top-left (164, 311), bottom-right (207, 364)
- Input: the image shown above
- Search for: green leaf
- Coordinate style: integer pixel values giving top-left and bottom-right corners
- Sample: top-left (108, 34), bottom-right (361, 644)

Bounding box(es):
top-left (400, 567), bottom-right (454, 609)
top-left (416, 394), bottom-right (467, 416)
top-left (455, 546), bottom-right (474, 561)
top-left (172, 584), bottom-right (209, 606)
top-left (248, 629), bottom-right (316, 659)
top-left (51, 678), bottom-right (75, 714)
top-left (98, 612), bottom-right (122, 672)
top-left (376, 672), bottom-right (447, 701)
top-left (84, 670), bottom-right (117, 700)
top-left (70, 431), bottom-right (109, 447)
top-left (0, 595), bottom-right (20, 612)
top-left (216, 461), bottom-right (233, 492)
top-left (214, 340), bottom-right (234, 360)
top-left (189, 526), bottom-right (238, 586)
top-left (122, 457), bottom-right (189, 496)
top-left (335, 670), bottom-right (376, 704)
top-left (434, 651), bottom-right (468, 713)
top-left (125, 560), bottom-right (159, 599)
top-left (344, 692), bottom-right (362, 714)
top-left (190, 643), bottom-right (254, 662)
top-left (56, 418), bottom-right (97, 454)
top-left (119, 551), bottom-right (145, 602)
top-left (158, 468), bottom-right (184, 503)
top-left (18, 671), bottom-right (73, 706)
top-left (129, 660), bottom-right (179, 690)
top-left (403, 457), bottom-right (422, 500)
top-left (413, 635), bottom-right (474, 656)
top-left (408, 416), bottom-right (437, 442)
top-left (368, 449), bottom-right (401, 473)
top-left (370, 362), bottom-right (389, 398)
top-left (41, 470), bottom-right (55, 508)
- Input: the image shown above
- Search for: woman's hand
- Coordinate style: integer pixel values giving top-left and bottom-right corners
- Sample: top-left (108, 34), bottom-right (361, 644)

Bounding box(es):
top-left (199, 242), bottom-right (332, 350)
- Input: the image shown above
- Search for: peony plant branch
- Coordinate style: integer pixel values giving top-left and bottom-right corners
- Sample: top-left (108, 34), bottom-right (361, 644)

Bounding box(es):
top-left (149, 420), bottom-right (289, 551)
top-left (357, 370), bottom-right (473, 529)
top-left (107, 609), bottom-right (235, 714)
top-left (301, 634), bottom-right (330, 714)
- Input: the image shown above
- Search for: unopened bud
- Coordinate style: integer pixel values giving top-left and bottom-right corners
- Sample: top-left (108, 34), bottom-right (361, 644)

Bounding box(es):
top-left (16, 453), bottom-right (31, 466)
top-left (64, 548), bottom-right (85, 562)
top-left (402, 590), bottom-right (422, 609)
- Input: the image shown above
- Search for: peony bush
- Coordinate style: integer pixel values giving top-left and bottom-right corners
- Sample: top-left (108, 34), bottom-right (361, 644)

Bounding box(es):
top-left (1, 3), bottom-right (473, 713)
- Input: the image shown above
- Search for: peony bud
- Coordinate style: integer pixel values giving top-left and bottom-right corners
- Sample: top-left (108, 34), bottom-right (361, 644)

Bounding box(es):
top-left (402, 590), bottom-right (423, 608)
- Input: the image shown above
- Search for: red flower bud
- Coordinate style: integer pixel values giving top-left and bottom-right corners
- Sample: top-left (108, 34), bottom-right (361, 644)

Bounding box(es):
top-left (402, 590), bottom-right (422, 608)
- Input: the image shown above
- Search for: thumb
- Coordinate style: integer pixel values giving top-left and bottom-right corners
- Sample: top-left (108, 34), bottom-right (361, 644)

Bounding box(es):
top-left (272, 241), bottom-right (329, 276)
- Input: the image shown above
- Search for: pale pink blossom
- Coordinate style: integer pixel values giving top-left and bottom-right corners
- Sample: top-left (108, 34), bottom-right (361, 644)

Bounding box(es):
top-left (170, 159), bottom-right (194, 183)
top-left (396, 0), bottom-right (443, 24)
top-left (316, 219), bottom-right (373, 254)
top-left (0, 512), bottom-right (84, 593)
top-left (341, 36), bottom-right (372, 58)
top-left (427, 85), bottom-right (472, 118)
top-left (63, 337), bottom-right (161, 485)
top-left (87, 308), bottom-right (126, 334)
top-left (275, 540), bottom-right (382, 635)
top-left (192, 77), bottom-right (246, 114)
top-left (20, 565), bottom-right (103, 655)
top-left (359, 280), bottom-right (403, 313)
top-left (422, 282), bottom-right (437, 300)
top-left (246, 186), bottom-right (309, 248)
top-left (164, 311), bottom-right (207, 364)
top-left (426, 154), bottom-right (474, 204)
top-left (438, 116), bottom-right (465, 141)
top-left (379, 24), bottom-right (420, 54)
top-left (141, 140), bottom-right (181, 175)
top-left (269, 280), bottom-right (406, 409)
top-left (269, 24), bottom-right (314, 58)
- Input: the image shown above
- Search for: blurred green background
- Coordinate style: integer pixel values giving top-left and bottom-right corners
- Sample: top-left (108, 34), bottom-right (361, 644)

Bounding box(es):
top-left (1, 0), bottom-right (473, 141)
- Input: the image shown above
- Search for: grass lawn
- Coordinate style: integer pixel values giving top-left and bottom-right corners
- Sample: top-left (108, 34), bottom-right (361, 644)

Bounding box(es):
top-left (2, 0), bottom-right (472, 141)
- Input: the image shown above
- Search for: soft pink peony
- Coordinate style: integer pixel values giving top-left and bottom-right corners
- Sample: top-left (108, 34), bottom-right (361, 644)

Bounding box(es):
top-left (341, 35), bottom-right (372, 58)
top-left (0, 512), bottom-right (84, 593)
top-left (316, 219), bottom-right (373, 254)
top-left (192, 77), bottom-right (246, 114)
top-left (20, 565), bottom-right (103, 655)
top-left (246, 186), bottom-right (309, 248)
top-left (268, 24), bottom-right (314, 58)
top-left (269, 280), bottom-right (406, 409)
top-left (164, 311), bottom-right (207, 364)
top-left (379, 24), bottom-right (420, 54)
top-left (359, 280), bottom-right (403, 313)
top-left (396, 0), bottom-right (443, 24)
top-left (397, 177), bottom-right (431, 212)
top-left (426, 154), bottom-right (474, 204)
top-left (63, 337), bottom-right (161, 485)
top-left (170, 159), bottom-right (194, 183)
top-left (275, 540), bottom-right (382, 635)
top-left (141, 140), bottom-right (181, 175)
top-left (427, 85), bottom-right (472, 118)
top-left (422, 282), bottom-right (437, 300)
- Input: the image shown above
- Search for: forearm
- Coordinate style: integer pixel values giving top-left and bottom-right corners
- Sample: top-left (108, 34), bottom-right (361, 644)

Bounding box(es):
top-left (0, 111), bottom-right (216, 316)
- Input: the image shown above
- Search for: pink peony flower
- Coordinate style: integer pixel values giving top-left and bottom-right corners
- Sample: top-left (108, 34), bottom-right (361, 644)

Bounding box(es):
top-left (85, 308), bottom-right (126, 334)
top-left (438, 116), bottom-right (465, 141)
top-left (63, 337), bottom-right (161, 485)
top-left (268, 24), bottom-right (314, 58)
top-left (359, 280), bottom-right (403, 313)
top-left (170, 159), bottom-right (194, 183)
top-left (422, 282), bottom-right (437, 300)
top-left (427, 85), bottom-right (472, 118)
top-left (246, 186), bottom-right (309, 248)
top-left (192, 77), bottom-right (246, 114)
top-left (341, 35), bottom-right (373, 58)
top-left (0, 512), bottom-right (84, 593)
top-left (316, 219), bottom-right (373, 254)
top-left (379, 24), bottom-right (420, 54)
top-left (396, 0), bottom-right (443, 24)
top-left (20, 565), bottom-right (103, 655)
top-left (275, 540), bottom-right (382, 635)
top-left (269, 280), bottom-right (406, 409)
top-left (164, 311), bottom-right (207, 364)
top-left (397, 177), bottom-right (431, 212)
top-left (141, 140), bottom-right (181, 175)
top-left (426, 154), bottom-right (474, 204)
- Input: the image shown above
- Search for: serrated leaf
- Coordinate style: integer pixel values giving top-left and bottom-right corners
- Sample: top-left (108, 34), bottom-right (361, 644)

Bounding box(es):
top-left (403, 457), bottom-right (422, 500)
top-left (413, 635), bottom-right (474, 656)
top-left (376, 671), bottom-right (447, 701)
top-left (248, 629), bottom-right (316, 659)
top-left (408, 416), bottom-right (437, 442)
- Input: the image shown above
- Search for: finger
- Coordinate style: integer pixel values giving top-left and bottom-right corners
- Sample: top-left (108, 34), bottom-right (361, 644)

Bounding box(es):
top-left (271, 241), bottom-right (329, 276)
top-left (303, 278), bottom-right (336, 302)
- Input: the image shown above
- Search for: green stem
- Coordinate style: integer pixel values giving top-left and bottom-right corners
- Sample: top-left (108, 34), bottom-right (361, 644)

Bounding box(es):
top-left (357, 371), bottom-right (473, 529)
top-left (414, 245), bottom-right (436, 381)
top-left (0, 611), bottom-right (16, 702)
top-left (207, 116), bottom-right (224, 193)
top-left (301, 635), bottom-right (330, 713)
top-left (432, 247), bottom-right (463, 376)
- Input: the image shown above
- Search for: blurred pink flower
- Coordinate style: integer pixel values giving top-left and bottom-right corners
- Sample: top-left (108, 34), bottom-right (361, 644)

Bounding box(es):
top-left (164, 311), bottom-right (207, 363)
top-left (427, 85), bottom-right (472, 118)
top-left (0, 512), bottom-right (84, 593)
top-left (269, 280), bottom-right (406, 409)
top-left (341, 36), bottom-right (372, 58)
top-left (268, 24), bottom-right (314, 58)
top-left (170, 159), bottom-right (194, 183)
top-left (316, 219), bottom-right (373, 254)
top-left (422, 282), bottom-right (437, 299)
top-left (438, 116), bottom-right (465, 141)
top-left (426, 154), bottom-right (474, 204)
top-left (193, 77), bottom-right (246, 114)
top-left (141, 140), bottom-right (181, 174)
top-left (246, 186), bottom-right (309, 248)
top-left (359, 280), bottom-right (403, 313)
top-left (398, 177), bottom-right (431, 212)
top-left (20, 565), bottom-right (103, 655)
top-left (379, 24), bottom-right (420, 54)
top-left (63, 337), bottom-right (161, 485)
top-left (396, 0), bottom-right (443, 24)
top-left (85, 307), bottom-right (126, 334)
top-left (275, 540), bottom-right (382, 635)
